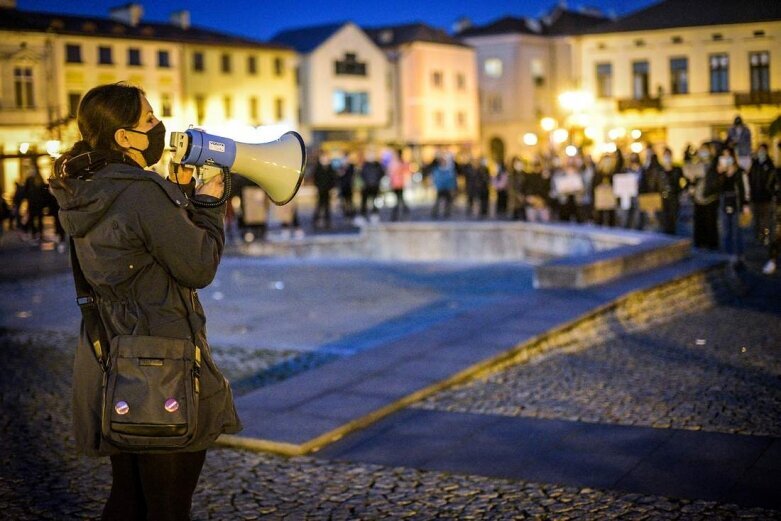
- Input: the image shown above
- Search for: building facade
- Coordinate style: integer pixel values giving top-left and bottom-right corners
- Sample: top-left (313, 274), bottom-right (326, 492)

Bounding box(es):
top-left (366, 23), bottom-right (479, 163)
top-left (574, 1), bottom-right (781, 158)
top-left (272, 22), bottom-right (389, 150)
top-left (0, 1), bottom-right (297, 199)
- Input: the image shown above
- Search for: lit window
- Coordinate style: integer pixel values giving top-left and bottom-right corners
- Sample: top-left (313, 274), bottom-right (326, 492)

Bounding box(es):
top-left (709, 53), bottom-right (729, 93)
top-left (332, 91), bottom-right (369, 115)
top-left (484, 58), bottom-right (503, 78)
top-left (596, 63), bottom-right (612, 98)
top-left (750, 51), bottom-right (770, 93)
top-left (14, 67), bottom-right (34, 108)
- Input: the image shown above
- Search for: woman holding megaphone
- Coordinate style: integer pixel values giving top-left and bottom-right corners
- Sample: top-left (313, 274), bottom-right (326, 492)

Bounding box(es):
top-left (50, 82), bottom-right (241, 520)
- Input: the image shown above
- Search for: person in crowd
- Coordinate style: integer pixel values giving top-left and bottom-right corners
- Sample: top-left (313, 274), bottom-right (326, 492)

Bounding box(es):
top-left (359, 151), bottom-right (385, 223)
top-left (48, 82), bottom-right (240, 521)
top-left (691, 143), bottom-right (721, 250)
top-left (22, 159), bottom-right (48, 242)
top-left (312, 151), bottom-right (337, 229)
top-left (593, 152), bottom-right (618, 227)
top-left (748, 143), bottom-right (776, 246)
top-left (659, 147), bottom-right (685, 235)
top-left (493, 161), bottom-right (509, 218)
top-left (431, 154), bottom-right (457, 219)
top-left (388, 149), bottom-right (410, 221)
top-left (11, 179), bottom-right (25, 231)
top-left (727, 115), bottom-right (753, 171)
top-left (637, 150), bottom-right (666, 231)
top-left (551, 156), bottom-right (585, 223)
top-left (0, 196), bottom-right (10, 240)
top-left (763, 142), bottom-right (781, 274)
top-left (577, 154), bottom-right (595, 223)
top-left (508, 156), bottom-right (525, 220)
top-left (523, 157), bottom-right (551, 222)
top-left (44, 181), bottom-right (67, 249)
top-left (618, 153), bottom-right (643, 229)
top-left (464, 156), bottom-right (490, 218)
top-left (717, 146), bottom-right (751, 266)
top-left (338, 152), bottom-right (356, 220)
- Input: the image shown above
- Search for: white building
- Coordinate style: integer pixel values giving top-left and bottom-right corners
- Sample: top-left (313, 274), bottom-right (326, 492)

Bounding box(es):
top-left (272, 22), bottom-right (390, 149)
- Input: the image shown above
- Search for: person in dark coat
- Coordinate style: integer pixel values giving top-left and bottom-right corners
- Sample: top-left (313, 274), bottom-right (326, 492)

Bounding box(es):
top-left (359, 153), bottom-right (385, 221)
top-left (691, 143), bottom-right (721, 250)
top-left (48, 83), bottom-right (241, 521)
top-left (312, 151), bottom-right (336, 229)
top-left (716, 146), bottom-right (751, 265)
top-left (23, 160), bottom-right (48, 241)
top-left (748, 143), bottom-right (776, 246)
top-left (659, 147), bottom-right (685, 235)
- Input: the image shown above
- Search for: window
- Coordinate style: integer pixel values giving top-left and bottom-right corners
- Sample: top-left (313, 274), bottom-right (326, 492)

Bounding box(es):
top-left (488, 94), bottom-right (502, 114)
top-left (709, 53), bottom-right (729, 93)
top-left (223, 95), bottom-right (232, 119)
top-left (456, 73), bottom-right (466, 90)
top-left (670, 57), bottom-right (688, 94)
top-left (332, 91), bottom-right (369, 115)
top-left (434, 111), bottom-right (444, 127)
top-left (128, 48), bottom-right (141, 66)
top-left (531, 59), bottom-right (545, 87)
top-left (671, 36), bottom-right (683, 44)
top-left (484, 58), bottom-right (503, 78)
top-left (158, 50), bottom-right (170, 68)
top-left (274, 57), bottom-right (284, 77)
top-left (275, 97), bottom-right (284, 120)
top-left (247, 56), bottom-right (257, 75)
top-left (712, 33), bottom-right (723, 41)
top-left (193, 52), bottom-right (204, 72)
top-left (753, 30), bottom-right (765, 38)
top-left (632, 60), bottom-right (650, 99)
top-left (432, 71), bottom-right (443, 88)
top-left (68, 92), bottom-right (81, 117)
top-left (334, 53), bottom-right (366, 76)
top-left (98, 46), bottom-right (113, 65)
top-left (221, 53), bottom-right (231, 73)
top-left (195, 95), bottom-right (205, 124)
top-left (750, 51), bottom-right (770, 93)
top-left (161, 93), bottom-right (172, 117)
top-left (249, 96), bottom-right (259, 121)
top-left (595, 62), bottom-right (612, 98)
top-left (14, 67), bottom-right (34, 108)
top-left (65, 44), bottom-right (82, 64)
top-left (457, 111), bottom-right (466, 127)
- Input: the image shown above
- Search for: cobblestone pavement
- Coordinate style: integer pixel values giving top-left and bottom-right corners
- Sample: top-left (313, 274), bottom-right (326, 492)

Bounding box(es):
top-left (3, 323), bottom-right (781, 519)
top-left (415, 272), bottom-right (781, 438)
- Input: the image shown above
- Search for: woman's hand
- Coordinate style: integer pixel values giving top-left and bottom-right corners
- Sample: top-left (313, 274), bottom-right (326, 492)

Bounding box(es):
top-left (196, 172), bottom-right (225, 199)
top-left (169, 162), bottom-right (196, 185)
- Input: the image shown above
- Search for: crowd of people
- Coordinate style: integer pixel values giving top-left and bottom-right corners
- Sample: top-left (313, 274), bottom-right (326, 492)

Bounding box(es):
top-left (305, 116), bottom-right (779, 274)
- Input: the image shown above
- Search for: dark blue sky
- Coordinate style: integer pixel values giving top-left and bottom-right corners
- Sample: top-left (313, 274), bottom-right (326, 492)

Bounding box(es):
top-left (19, 0), bottom-right (657, 40)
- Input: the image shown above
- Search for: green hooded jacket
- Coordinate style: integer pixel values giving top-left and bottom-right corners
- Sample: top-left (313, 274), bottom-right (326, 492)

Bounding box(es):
top-left (49, 157), bottom-right (241, 456)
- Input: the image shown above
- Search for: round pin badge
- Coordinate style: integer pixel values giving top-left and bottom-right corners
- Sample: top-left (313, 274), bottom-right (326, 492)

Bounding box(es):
top-left (164, 398), bottom-right (179, 413)
top-left (115, 401), bottom-right (130, 415)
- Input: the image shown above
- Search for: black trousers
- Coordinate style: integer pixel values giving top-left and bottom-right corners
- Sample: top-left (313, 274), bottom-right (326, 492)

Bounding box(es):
top-left (693, 201), bottom-right (719, 250)
top-left (102, 450), bottom-right (206, 521)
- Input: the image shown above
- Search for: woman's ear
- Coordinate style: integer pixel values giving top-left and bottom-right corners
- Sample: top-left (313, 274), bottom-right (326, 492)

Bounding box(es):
top-left (114, 128), bottom-right (131, 150)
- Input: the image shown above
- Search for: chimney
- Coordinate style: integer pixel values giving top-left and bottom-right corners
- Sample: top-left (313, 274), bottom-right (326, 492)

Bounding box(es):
top-left (109, 3), bottom-right (143, 27)
top-left (170, 10), bottom-right (190, 30)
top-left (0, 0), bottom-right (17, 8)
top-left (452, 16), bottom-right (472, 35)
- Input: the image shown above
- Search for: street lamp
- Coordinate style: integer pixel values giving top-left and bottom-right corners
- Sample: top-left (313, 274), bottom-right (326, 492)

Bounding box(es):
top-left (558, 90), bottom-right (594, 113)
top-left (46, 140), bottom-right (61, 157)
top-left (540, 117), bottom-right (557, 132)
top-left (522, 132), bottom-right (538, 146)
top-left (552, 128), bottom-right (569, 144)
top-left (19, 142), bottom-right (30, 155)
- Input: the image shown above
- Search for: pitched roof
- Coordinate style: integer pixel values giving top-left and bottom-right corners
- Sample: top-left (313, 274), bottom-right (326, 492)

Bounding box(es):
top-left (364, 22), bottom-right (470, 48)
top-left (457, 7), bottom-right (609, 38)
top-left (0, 6), bottom-right (290, 50)
top-left (270, 22), bottom-right (349, 53)
top-left (580, 0), bottom-right (781, 34)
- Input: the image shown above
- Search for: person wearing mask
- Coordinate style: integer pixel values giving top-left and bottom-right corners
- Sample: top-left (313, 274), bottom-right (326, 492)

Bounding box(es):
top-left (551, 157), bottom-right (585, 223)
top-left (638, 151), bottom-right (666, 231)
top-left (691, 143), bottom-right (721, 250)
top-left (48, 82), bottom-right (240, 520)
top-left (717, 146), bottom-right (751, 266)
top-left (388, 149), bottom-right (410, 221)
top-left (470, 157), bottom-right (490, 218)
top-left (727, 116), bottom-right (753, 171)
top-left (659, 147), bottom-right (685, 235)
top-left (578, 154), bottom-right (595, 224)
top-left (431, 154), bottom-right (457, 219)
top-left (312, 151), bottom-right (337, 230)
top-left (359, 152), bottom-right (385, 223)
top-left (338, 152), bottom-right (357, 220)
top-left (523, 158), bottom-right (551, 222)
top-left (593, 152), bottom-right (618, 227)
top-left (619, 154), bottom-right (643, 229)
top-left (748, 144), bottom-right (776, 247)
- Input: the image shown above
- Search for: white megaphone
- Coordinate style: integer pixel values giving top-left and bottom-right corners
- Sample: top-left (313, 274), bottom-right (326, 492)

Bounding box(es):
top-left (169, 129), bottom-right (306, 205)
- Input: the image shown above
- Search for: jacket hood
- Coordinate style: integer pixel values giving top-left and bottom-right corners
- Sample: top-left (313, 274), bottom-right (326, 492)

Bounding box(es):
top-left (50, 157), bottom-right (190, 237)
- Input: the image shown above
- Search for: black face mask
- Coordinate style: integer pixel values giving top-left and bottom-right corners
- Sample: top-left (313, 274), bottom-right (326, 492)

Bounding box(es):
top-left (124, 120), bottom-right (166, 166)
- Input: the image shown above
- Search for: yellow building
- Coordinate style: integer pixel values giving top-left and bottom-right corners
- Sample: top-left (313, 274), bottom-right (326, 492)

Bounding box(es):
top-left (366, 23), bottom-right (480, 163)
top-left (0, 1), bottom-right (297, 199)
top-left (573, 0), bottom-right (781, 159)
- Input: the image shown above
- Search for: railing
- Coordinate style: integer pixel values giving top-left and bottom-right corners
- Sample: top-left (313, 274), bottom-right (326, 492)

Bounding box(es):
top-left (617, 97), bottom-right (662, 111)
top-left (734, 90), bottom-right (781, 107)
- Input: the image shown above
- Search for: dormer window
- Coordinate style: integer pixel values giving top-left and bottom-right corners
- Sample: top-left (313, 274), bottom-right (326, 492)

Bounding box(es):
top-left (335, 53), bottom-right (366, 76)
top-left (712, 33), bottom-right (723, 41)
top-left (671, 36), bottom-right (683, 44)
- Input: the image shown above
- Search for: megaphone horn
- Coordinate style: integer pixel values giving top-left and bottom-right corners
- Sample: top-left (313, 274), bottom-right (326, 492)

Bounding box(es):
top-left (170, 129), bottom-right (306, 206)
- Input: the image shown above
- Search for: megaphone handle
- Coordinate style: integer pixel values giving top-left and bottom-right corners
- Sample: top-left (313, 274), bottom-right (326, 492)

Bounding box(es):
top-left (172, 164), bottom-right (232, 208)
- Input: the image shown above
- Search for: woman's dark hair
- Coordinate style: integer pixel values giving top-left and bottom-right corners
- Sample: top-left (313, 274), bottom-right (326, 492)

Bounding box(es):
top-left (54, 82), bottom-right (144, 176)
